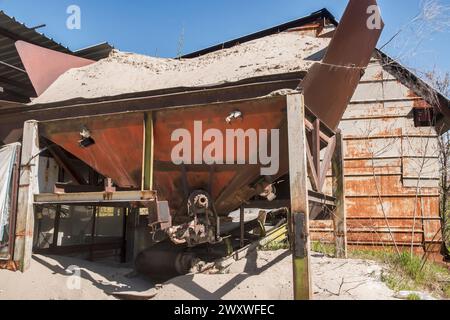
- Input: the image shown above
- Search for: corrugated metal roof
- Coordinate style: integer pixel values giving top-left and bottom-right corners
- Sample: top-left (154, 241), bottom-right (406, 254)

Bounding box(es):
top-left (182, 8), bottom-right (338, 58)
top-left (74, 42), bottom-right (114, 61)
top-left (0, 11), bottom-right (113, 103)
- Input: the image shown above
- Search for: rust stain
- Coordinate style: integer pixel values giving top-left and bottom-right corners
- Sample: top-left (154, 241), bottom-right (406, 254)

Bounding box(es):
top-left (413, 99), bottom-right (431, 109)
top-left (407, 89), bottom-right (420, 99)
top-left (374, 71), bottom-right (383, 81)
top-left (0, 260), bottom-right (18, 271)
top-left (40, 113), bottom-right (145, 188)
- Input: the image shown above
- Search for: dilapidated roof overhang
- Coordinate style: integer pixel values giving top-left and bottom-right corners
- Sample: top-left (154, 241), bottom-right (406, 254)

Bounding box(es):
top-left (377, 50), bottom-right (450, 131)
top-left (0, 11), bottom-right (113, 103)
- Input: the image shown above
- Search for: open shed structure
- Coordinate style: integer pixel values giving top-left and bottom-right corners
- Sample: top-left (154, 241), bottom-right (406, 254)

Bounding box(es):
top-left (0, 0), bottom-right (448, 300)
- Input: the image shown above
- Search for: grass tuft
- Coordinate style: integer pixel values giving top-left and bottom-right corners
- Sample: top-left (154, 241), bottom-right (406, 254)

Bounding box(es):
top-left (312, 244), bottom-right (450, 298)
top-left (311, 241), bottom-right (336, 257)
top-left (350, 249), bottom-right (450, 298)
top-left (407, 293), bottom-right (421, 300)
top-left (260, 240), bottom-right (289, 251)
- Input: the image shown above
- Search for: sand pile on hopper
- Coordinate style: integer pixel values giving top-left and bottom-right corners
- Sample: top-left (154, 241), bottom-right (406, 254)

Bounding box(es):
top-left (31, 32), bottom-right (328, 104)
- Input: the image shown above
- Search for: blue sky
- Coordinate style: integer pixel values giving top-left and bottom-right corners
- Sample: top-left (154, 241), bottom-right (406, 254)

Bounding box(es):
top-left (1, 0), bottom-right (449, 75)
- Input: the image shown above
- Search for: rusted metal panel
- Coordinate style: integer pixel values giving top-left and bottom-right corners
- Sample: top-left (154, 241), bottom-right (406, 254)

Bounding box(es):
top-left (344, 159), bottom-right (402, 176)
top-left (153, 97), bottom-right (288, 216)
top-left (15, 41), bottom-right (95, 96)
top-left (359, 60), bottom-right (394, 82)
top-left (39, 113), bottom-right (145, 189)
top-left (300, 0), bottom-right (384, 130)
top-left (402, 137), bottom-right (439, 158)
top-left (345, 175), bottom-right (439, 197)
top-left (352, 80), bottom-right (413, 102)
top-left (345, 196), bottom-right (440, 218)
top-left (402, 158), bottom-right (440, 180)
top-left (322, 0), bottom-right (384, 69)
top-left (344, 137), bottom-right (403, 159)
top-left (37, 96), bottom-right (290, 216)
top-left (340, 118), bottom-right (404, 139)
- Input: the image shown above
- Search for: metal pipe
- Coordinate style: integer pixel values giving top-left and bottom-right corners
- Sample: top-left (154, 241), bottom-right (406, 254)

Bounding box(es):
top-left (51, 205), bottom-right (61, 250)
top-left (121, 208), bottom-right (127, 263)
top-left (89, 207), bottom-right (97, 261)
top-left (240, 206), bottom-right (245, 248)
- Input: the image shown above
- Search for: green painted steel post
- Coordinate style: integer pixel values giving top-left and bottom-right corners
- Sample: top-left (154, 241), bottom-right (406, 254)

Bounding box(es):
top-left (142, 112), bottom-right (154, 191)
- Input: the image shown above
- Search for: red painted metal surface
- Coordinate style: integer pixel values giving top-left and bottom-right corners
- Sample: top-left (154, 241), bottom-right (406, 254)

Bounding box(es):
top-left (39, 97), bottom-right (288, 216)
top-left (153, 98), bottom-right (288, 215)
top-left (15, 41), bottom-right (94, 96)
top-left (39, 113), bottom-right (144, 188)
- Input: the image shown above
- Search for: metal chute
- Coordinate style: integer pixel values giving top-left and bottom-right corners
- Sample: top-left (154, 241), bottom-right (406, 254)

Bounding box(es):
top-left (15, 40), bottom-right (94, 96)
top-left (301, 0), bottom-right (385, 130)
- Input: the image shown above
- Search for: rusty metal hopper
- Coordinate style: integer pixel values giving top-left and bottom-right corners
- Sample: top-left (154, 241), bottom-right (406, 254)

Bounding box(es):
top-left (301, 0), bottom-right (384, 130)
top-left (35, 0), bottom-right (384, 219)
top-left (38, 97), bottom-right (288, 216)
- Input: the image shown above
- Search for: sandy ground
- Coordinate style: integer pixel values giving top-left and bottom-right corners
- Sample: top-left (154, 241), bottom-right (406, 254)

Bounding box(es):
top-left (32, 32), bottom-right (329, 104)
top-left (152, 250), bottom-right (396, 300)
top-left (0, 255), bottom-right (152, 300)
top-left (0, 251), bottom-right (398, 300)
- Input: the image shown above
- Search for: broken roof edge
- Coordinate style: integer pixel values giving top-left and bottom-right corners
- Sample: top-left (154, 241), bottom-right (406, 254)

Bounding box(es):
top-left (376, 50), bottom-right (450, 131)
top-left (74, 42), bottom-right (114, 61)
top-left (0, 10), bottom-right (114, 60)
top-left (181, 8), bottom-right (337, 59)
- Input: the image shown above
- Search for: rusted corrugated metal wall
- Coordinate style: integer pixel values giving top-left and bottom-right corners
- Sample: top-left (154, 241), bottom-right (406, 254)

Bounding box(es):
top-left (311, 57), bottom-right (443, 256)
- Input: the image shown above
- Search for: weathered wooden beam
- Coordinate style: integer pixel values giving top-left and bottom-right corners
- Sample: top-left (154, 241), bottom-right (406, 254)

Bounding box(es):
top-left (13, 120), bottom-right (39, 271)
top-left (319, 136), bottom-right (336, 190)
top-left (312, 119), bottom-right (321, 174)
top-left (47, 144), bottom-right (87, 185)
top-left (287, 94), bottom-right (312, 300)
top-left (304, 119), bottom-right (332, 143)
top-left (305, 142), bottom-right (320, 192)
top-left (332, 130), bottom-right (347, 259)
top-left (240, 206), bottom-right (245, 248)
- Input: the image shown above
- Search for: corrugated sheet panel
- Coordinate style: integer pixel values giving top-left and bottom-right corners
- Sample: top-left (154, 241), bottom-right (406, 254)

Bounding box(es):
top-left (312, 59), bottom-right (443, 255)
